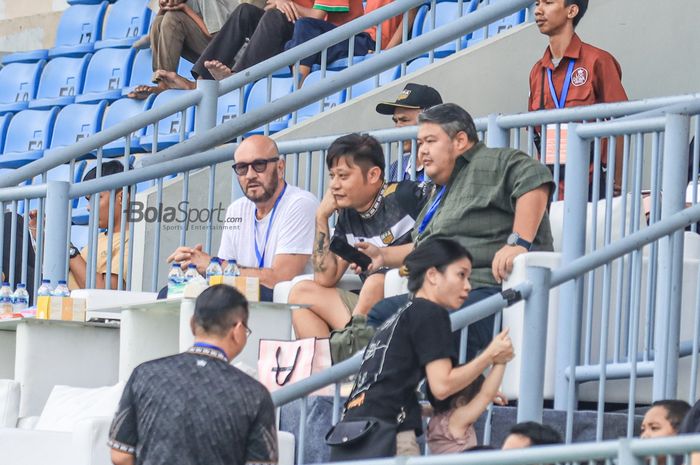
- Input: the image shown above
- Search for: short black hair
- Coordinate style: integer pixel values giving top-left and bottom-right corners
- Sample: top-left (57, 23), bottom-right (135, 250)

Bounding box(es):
top-left (565, 0), bottom-right (588, 28)
top-left (402, 238), bottom-right (473, 294)
top-left (417, 103), bottom-right (479, 143)
top-left (508, 422), bottom-right (562, 446)
top-left (193, 284), bottom-right (249, 337)
top-left (82, 160), bottom-right (128, 182)
top-left (326, 133), bottom-right (385, 176)
top-left (651, 400), bottom-right (692, 432)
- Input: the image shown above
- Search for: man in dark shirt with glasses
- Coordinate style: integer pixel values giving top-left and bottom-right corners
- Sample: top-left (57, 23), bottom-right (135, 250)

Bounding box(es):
top-left (167, 135), bottom-right (318, 300)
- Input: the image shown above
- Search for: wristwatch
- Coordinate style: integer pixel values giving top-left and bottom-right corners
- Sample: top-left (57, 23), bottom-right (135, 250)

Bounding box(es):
top-left (68, 244), bottom-right (81, 260)
top-left (506, 232), bottom-right (532, 251)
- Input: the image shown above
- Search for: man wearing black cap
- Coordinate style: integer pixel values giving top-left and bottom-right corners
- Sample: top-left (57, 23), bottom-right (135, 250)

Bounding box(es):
top-left (376, 83), bottom-right (443, 182)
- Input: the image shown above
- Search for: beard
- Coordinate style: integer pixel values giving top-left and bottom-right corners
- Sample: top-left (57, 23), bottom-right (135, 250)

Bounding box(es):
top-left (244, 175), bottom-right (279, 203)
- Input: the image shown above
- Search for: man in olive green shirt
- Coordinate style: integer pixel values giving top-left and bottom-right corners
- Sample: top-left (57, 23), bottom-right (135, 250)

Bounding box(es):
top-left (357, 103), bottom-right (553, 360)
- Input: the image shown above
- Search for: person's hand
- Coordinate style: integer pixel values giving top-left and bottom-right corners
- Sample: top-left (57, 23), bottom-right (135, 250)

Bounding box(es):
top-left (28, 209), bottom-right (38, 239)
top-left (493, 390), bottom-right (508, 406)
top-left (353, 242), bottom-right (384, 274)
top-left (485, 328), bottom-right (514, 364)
top-left (491, 244), bottom-right (528, 284)
top-left (317, 188), bottom-right (338, 219)
top-left (266, 0), bottom-right (300, 22)
top-left (166, 244), bottom-right (211, 273)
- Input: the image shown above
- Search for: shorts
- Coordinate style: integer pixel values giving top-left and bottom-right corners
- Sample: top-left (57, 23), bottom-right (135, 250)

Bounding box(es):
top-left (337, 288), bottom-right (359, 313)
top-left (396, 430), bottom-right (420, 456)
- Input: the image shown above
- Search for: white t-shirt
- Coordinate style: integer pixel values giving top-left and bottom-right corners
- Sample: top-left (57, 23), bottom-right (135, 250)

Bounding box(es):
top-left (217, 184), bottom-right (319, 270)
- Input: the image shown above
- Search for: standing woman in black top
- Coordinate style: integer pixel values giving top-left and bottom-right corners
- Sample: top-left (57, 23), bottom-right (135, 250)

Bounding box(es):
top-left (337, 238), bottom-right (514, 457)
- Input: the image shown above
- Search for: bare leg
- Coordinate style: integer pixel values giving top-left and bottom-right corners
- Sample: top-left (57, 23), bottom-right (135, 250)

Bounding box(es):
top-left (351, 273), bottom-right (385, 317)
top-left (153, 70), bottom-right (196, 90)
top-left (297, 65), bottom-right (311, 87)
top-left (289, 280), bottom-right (352, 339)
top-left (203, 60), bottom-right (233, 81)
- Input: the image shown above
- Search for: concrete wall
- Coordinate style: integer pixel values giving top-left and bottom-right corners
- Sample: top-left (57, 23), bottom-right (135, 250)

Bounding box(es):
top-left (275, 0), bottom-right (700, 140)
top-left (0, 0), bottom-right (67, 52)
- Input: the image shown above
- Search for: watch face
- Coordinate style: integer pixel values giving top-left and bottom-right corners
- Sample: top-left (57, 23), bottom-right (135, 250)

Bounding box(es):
top-left (507, 233), bottom-right (519, 246)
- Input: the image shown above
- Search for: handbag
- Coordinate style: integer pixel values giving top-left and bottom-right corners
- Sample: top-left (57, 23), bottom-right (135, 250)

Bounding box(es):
top-left (325, 417), bottom-right (398, 461)
top-left (258, 338), bottom-right (333, 396)
top-left (329, 314), bottom-right (376, 364)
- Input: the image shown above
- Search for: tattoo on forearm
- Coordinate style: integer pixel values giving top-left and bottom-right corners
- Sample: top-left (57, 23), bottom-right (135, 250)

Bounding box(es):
top-left (312, 231), bottom-right (329, 272)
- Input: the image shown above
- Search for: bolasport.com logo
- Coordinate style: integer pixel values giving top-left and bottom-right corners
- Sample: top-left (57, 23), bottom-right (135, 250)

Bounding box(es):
top-left (126, 201), bottom-right (242, 231)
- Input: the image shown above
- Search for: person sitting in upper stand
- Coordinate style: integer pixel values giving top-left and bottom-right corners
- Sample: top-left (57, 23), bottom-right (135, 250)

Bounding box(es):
top-left (148, 0), bottom-right (363, 90)
top-left (283, 0), bottom-right (419, 84)
top-left (529, 0), bottom-right (627, 199)
top-left (167, 135), bottom-right (318, 301)
top-left (358, 103), bottom-right (554, 362)
top-left (288, 133), bottom-right (430, 339)
top-left (376, 83), bottom-right (443, 182)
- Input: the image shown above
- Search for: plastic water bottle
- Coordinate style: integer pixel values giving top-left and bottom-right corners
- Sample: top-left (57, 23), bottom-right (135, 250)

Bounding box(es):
top-left (0, 282), bottom-right (12, 313)
top-left (206, 257), bottom-right (223, 282)
top-left (12, 284), bottom-right (29, 312)
top-left (167, 263), bottom-right (185, 295)
top-left (223, 260), bottom-right (240, 277)
top-left (37, 279), bottom-right (53, 297)
top-left (52, 280), bottom-right (70, 297)
top-left (184, 264), bottom-right (199, 282)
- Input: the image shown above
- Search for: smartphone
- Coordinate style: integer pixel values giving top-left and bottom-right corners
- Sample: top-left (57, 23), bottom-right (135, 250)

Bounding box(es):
top-left (329, 237), bottom-right (372, 271)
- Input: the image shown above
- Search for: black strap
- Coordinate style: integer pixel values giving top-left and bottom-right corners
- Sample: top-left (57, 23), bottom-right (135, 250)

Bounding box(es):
top-left (539, 66), bottom-right (546, 110)
top-left (272, 346), bottom-right (301, 386)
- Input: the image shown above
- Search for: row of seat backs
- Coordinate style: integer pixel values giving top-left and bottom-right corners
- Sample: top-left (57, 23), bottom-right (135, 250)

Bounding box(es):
top-left (0, 49), bottom-right (194, 114)
top-left (2, 0), bottom-right (151, 65)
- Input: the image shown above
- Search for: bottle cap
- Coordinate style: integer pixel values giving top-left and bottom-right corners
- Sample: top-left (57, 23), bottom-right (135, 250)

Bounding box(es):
top-left (188, 264), bottom-right (197, 268)
top-left (171, 263), bottom-right (180, 268)
top-left (58, 280), bottom-right (67, 285)
top-left (2, 282), bottom-right (8, 286)
top-left (229, 259), bottom-right (237, 264)
top-left (17, 283), bottom-right (25, 288)
top-left (42, 279), bottom-right (50, 283)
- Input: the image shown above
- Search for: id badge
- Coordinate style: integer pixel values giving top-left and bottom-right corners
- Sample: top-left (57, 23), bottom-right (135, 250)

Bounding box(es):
top-left (544, 123), bottom-right (568, 165)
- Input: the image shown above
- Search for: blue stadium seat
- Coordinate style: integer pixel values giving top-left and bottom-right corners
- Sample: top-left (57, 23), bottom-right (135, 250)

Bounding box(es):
top-left (348, 66), bottom-right (400, 99)
top-left (95, 0), bottom-right (152, 49)
top-left (29, 55), bottom-right (91, 109)
top-left (465, 7), bottom-right (526, 47)
top-left (410, 4), bottom-right (430, 40)
top-left (75, 48), bottom-right (136, 103)
top-left (244, 77), bottom-right (294, 135)
top-left (177, 57), bottom-right (194, 79)
top-left (139, 90), bottom-right (195, 152)
top-left (217, 88), bottom-right (245, 125)
top-left (311, 55), bottom-right (366, 73)
top-left (122, 48), bottom-right (152, 96)
top-left (0, 61), bottom-right (45, 114)
top-left (296, 71), bottom-right (346, 122)
top-left (419, 0), bottom-right (478, 57)
top-left (101, 96), bottom-right (155, 156)
top-left (0, 108), bottom-right (60, 169)
top-left (49, 3), bottom-right (109, 58)
top-left (405, 56), bottom-right (435, 74)
top-left (43, 102), bottom-right (108, 162)
top-left (0, 114), bottom-right (13, 153)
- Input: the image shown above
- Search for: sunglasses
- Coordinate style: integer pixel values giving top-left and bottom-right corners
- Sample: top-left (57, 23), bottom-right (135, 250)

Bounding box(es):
top-left (232, 157), bottom-right (280, 176)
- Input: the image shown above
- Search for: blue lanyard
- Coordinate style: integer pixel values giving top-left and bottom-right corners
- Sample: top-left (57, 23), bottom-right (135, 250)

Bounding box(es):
top-left (417, 186), bottom-right (446, 234)
top-left (193, 342), bottom-right (228, 359)
top-left (546, 59), bottom-right (575, 109)
top-left (254, 183), bottom-right (287, 268)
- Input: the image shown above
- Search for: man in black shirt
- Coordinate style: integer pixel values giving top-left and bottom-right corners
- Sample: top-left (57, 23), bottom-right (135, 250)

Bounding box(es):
top-left (289, 134), bottom-right (430, 339)
top-left (109, 285), bottom-right (278, 465)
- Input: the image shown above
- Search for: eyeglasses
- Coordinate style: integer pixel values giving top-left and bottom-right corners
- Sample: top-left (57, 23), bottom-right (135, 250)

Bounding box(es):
top-left (232, 157), bottom-right (279, 176)
top-left (238, 321), bottom-right (252, 337)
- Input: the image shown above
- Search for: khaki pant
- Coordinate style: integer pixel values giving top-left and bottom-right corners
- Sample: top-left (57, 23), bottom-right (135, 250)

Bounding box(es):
top-left (396, 430), bottom-right (420, 456)
top-left (150, 11), bottom-right (211, 76)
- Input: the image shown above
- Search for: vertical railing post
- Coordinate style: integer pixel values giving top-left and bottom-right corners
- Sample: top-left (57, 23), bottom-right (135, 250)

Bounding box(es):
top-left (517, 265), bottom-right (551, 423)
top-left (553, 123), bottom-right (589, 410)
top-left (486, 113), bottom-right (509, 148)
top-left (653, 112), bottom-right (690, 400)
top-left (43, 181), bottom-right (71, 285)
top-left (617, 439), bottom-right (644, 465)
top-left (195, 79), bottom-right (219, 134)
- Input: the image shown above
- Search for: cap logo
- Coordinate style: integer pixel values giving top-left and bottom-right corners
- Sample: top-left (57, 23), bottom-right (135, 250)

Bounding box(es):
top-left (396, 90), bottom-right (412, 101)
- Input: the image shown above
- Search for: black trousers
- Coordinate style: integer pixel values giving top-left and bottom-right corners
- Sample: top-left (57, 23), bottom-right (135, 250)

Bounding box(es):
top-left (192, 5), bottom-right (294, 79)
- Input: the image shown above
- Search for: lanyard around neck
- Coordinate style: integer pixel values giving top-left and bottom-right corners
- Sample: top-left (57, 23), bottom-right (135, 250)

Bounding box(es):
top-left (546, 59), bottom-right (575, 109)
top-left (254, 183), bottom-right (287, 268)
top-left (417, 185), bottom-right (446, 234)
top-left (191, 342), bottom-right (229, 362)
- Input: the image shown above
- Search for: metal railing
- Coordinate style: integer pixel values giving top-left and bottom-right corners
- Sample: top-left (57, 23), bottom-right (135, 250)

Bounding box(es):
top-left (0, 0), bottom-right (534, 189)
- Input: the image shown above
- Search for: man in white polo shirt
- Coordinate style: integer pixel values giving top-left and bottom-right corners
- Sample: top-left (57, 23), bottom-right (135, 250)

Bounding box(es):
top-left (167, 135), bottom-right (318, 300)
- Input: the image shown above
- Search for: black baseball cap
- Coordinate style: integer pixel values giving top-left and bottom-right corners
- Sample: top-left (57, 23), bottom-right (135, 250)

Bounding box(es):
top-left (375, 83), bottom-right (443, 115)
